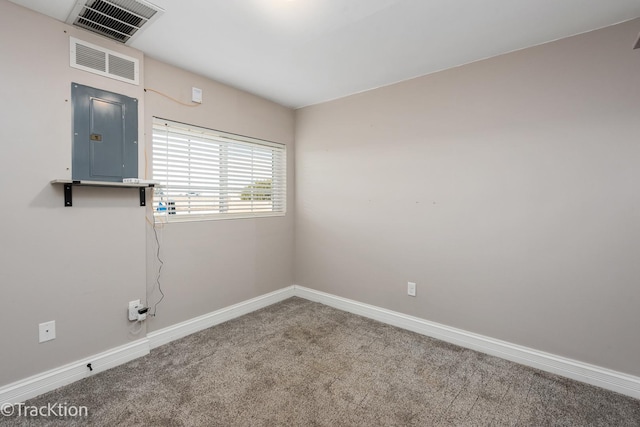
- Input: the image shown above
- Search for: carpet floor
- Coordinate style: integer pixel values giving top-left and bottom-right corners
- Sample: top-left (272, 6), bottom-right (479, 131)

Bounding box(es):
top-left (2, 297), bottom-right (639, 426)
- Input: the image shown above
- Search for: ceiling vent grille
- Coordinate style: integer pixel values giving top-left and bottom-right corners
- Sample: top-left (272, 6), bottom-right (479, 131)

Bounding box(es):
top-left (66, 0), bottom-right (164, 44)
top-left (70, 37), bottom-right (139, 85)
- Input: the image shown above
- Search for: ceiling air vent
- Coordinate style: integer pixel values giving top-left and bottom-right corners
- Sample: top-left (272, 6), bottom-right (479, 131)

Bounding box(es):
top-left (70, 37), bottom-right (139, 85)
top-left (66, 0), bottom-right (164, 44)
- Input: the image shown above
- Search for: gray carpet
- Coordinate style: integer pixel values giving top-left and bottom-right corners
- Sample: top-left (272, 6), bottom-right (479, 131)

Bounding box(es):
top-left (2, 297), bottom-right (639, 426)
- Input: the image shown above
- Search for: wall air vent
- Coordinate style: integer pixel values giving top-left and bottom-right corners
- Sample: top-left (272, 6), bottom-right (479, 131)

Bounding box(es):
top-left (70, 37), bottom-right (139, 85)
top-left (66, 0), bottom-right (164, 44)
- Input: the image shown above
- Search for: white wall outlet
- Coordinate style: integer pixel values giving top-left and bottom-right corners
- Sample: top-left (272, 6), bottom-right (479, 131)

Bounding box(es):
top-left (407, 282), bottom-right (417, 297)
top-left (192, 87), bottom-right (202, 103)
top-left (128, 299), bottom-right (141, 321)
top-left (39, 321), bottom-right (56, 343)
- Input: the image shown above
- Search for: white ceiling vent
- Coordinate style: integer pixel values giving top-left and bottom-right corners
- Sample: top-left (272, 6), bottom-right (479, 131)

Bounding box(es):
top-left (70, 37), bottom-right (139, 85)
top-left (66, 0), bottom-right (164, 44)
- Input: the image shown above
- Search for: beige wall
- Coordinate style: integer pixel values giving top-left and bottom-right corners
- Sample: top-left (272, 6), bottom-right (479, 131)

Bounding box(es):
top-left (295, 19), bottom-right (640, 376)
top-left (0, 0), bottom-right (295, 387)
top-left (0, 0), bottom-right (146, 385)
top-left (143, 58), bottom-right (295, 331)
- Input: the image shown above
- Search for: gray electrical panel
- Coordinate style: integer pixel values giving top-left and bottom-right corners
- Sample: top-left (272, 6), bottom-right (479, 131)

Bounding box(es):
top-left (72, 83), bottom-right (138, 182)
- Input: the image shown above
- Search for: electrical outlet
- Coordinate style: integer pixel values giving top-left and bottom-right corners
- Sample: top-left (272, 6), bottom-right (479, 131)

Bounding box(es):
top-left (192, 87), bottom-right (202, 103)
top-left (128, 300), bottom-right (141, 321)
top-left (39, 321), bottom-right (56, 343)
top-left (407, 282), bottom-right (417, 297)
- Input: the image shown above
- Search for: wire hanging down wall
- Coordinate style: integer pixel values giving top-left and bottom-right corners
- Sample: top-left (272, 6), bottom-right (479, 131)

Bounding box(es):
top-left (150, 215), bottom-right (165, 317)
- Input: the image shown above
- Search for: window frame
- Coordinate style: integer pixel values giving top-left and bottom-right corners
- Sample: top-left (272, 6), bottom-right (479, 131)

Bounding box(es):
top-left (152, 117), bottom-right (287, 222)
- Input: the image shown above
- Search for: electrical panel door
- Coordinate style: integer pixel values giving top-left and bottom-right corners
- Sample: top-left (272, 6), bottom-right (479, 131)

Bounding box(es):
top-left (72, 83), bottom-right (138, 182)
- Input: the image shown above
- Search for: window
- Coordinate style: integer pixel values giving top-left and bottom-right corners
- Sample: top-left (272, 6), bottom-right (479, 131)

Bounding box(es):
top-left (152, 118), bottom-right (286, 221)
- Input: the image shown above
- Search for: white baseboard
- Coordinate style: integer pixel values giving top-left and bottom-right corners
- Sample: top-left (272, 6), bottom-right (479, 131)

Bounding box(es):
top-left (0, 339), bottom-right (149, 406)
top-left (3, 284), bottom-right (638, 405)
top-left (292, 285), bottom-right (640, 399)
top-left (148, 286), bottom-right (295, 349)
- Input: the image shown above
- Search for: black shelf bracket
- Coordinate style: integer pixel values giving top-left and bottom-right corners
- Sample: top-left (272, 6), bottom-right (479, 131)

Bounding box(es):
top-left (140, 187), bottom-right (146, 206)
top-left (64, 183), bottom-right (73, 207)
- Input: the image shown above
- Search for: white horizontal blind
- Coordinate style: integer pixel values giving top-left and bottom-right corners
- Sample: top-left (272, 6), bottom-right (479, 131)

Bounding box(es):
top-left (152, 118), bottom-right (286, 221)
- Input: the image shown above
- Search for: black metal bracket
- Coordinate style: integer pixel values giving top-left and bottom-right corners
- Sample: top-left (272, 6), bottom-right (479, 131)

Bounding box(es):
top-left (139, 187), bottom-right (146, 206)
top-left (64, 183), bottom-right (73, 207)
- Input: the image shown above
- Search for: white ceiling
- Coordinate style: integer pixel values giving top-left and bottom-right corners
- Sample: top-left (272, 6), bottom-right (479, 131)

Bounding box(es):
top-left (9, 0), bottom-right (640, 108)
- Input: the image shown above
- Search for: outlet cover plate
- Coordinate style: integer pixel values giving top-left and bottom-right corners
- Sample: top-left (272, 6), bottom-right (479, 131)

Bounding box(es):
top-left (129, 299), bottom-right (141, 321)
top-left (39, 321), bottom-right (56, 343)
top-left (192, 87), bottom-right (202, 103)
top-left (408, 282), bottom-right (416, 297)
